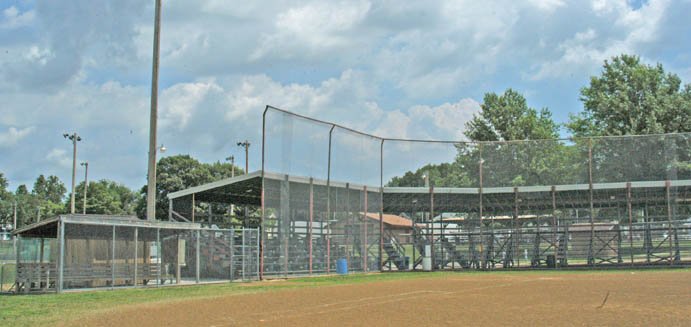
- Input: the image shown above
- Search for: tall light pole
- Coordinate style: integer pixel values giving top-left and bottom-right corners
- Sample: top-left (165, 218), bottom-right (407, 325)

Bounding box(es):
top-left (147, 0), bottom-right (163, 221)
top-left (63, 132), bottom-right (82, 214)
top-left (80, 162), bottom-right (88, 214)
top-left (237, 140), bottom-right (250, 173)
top-left (225, 155), bottom-right (235, 178)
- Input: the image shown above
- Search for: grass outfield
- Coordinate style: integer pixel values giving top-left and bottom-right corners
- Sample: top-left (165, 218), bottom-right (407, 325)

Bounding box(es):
top-left (1, 269), bottom-right (690, 327)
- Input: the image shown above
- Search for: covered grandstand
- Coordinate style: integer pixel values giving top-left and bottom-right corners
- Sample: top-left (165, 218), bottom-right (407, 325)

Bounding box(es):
top-left (164, 106), bottom-right (691, 278)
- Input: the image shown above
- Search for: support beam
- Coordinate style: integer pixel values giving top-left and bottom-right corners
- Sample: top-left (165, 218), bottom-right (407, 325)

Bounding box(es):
top-left (309, 178), bottom-right (313, 275)
top-left (133, 228), bottom-right (138, 286)
top-left (666, 181), bottom-right (673, 266)
top-left (478, 143), bottom-right (484, 269)
top-left (551, 186), bottom-right (558, 268)
top-left (627, 183), bottom-right (634, 267)
top-left (587, 137), bottom-right (595, 266)
top-left (364, 185), bottom-right (368, 273)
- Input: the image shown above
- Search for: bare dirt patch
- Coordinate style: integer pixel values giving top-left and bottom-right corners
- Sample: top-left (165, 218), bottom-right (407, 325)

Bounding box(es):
top-left (79, 271), bottom-right (691, 327)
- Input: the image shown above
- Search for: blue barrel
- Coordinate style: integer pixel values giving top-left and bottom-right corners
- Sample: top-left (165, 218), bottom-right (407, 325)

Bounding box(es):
top-left (337, 258), bottom-right (348, 274)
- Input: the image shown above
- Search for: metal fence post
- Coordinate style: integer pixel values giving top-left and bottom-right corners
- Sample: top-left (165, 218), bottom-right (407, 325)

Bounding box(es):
top-left (196, 230), bottom-right (200, 283)
top-left (256, 228), bottom-right (260, 280)
top-left (666, 181), bottom-right (673, 266)
top-left (58, 220), bottom-right (65, 293)
top-left (230, 228), bottom-right (235, 281)
top-left (157, 228), bottom-right (161, 286)
top-left (133, 227), bottom-right (138, 287)
top-left (588, 137), bottom-right (595, 266)
top-left (112, 225), bottom-right (115, 289)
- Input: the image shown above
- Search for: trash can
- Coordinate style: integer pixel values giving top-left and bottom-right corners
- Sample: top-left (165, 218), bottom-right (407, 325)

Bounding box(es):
top-left (337, 258), bottom-right (348, 274)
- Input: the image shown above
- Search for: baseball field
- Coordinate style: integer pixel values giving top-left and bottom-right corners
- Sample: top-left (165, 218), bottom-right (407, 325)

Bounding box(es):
top-left (2, 269), bottom-right (690, 326)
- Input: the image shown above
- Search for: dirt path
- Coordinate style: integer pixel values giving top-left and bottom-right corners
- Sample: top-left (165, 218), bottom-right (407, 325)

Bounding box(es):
top-left (79, 271), bottom-right (691, 326)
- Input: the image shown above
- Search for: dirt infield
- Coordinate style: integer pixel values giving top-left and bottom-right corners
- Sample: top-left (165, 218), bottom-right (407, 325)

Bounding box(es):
top-left (81, 271), bottom-right (690, 327)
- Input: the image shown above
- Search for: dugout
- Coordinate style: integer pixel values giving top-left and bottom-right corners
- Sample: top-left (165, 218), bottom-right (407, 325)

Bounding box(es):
top-left (10, 214), bottom-right (259, 293)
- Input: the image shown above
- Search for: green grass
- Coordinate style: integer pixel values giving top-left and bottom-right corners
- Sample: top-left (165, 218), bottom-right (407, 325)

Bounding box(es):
top-left (1, 269), bottom-right (689, 327)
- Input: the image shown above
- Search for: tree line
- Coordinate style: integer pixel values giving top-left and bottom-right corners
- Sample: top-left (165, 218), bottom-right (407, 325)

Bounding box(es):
top-left (0, 155), bottom-right (244, 230)
top-left (388, 54), bottom-right (691, 188)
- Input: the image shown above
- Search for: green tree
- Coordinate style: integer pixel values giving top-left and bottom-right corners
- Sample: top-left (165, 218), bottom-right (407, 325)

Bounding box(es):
top-left (136, 155), bottom-right (244, 221)
top-left (568, 55), bottom-right (691, 182)
top-left (0, 173), bottom-right (12, 228)
top-left (74, 179), bottom-right (141, 215)
top-left (465, 88), bottom-right (559, 141)
top-left (568, 54), bottom-right (691, 136)
top-left (32, 174), bottom-right (67, 203)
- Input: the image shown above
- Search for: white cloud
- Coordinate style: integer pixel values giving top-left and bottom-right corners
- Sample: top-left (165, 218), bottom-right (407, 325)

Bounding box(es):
top-left (45, 148), bottom-right (72, 169)
top-left (0, 126), bottom-right (35, 147)
top-left (0, 6), bottom-right (35, 29)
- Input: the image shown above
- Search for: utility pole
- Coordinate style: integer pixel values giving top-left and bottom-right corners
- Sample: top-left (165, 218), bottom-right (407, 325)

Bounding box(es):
top-left (225, 155), bottom-right (235, 219)
top-left (81, 162), bottom-right (88, 214)
top-left (63, 132), bottom-right (82, 214)
top-left (225, 155), bottom-right (235, 178)
top-left (237, 140), bottom-right (250, 225)
top-left (147, 0), bottom-right (163, 221)
top-left (237, 140), bottom-right (250, 173)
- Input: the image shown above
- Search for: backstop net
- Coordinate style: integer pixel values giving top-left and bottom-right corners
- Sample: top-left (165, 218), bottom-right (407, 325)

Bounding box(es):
top-left (262, 106), bottom-right (691, 273)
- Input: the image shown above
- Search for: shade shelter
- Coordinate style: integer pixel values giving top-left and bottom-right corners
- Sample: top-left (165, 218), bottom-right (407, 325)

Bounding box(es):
top-left (11, 214), bottom-right (259, 293)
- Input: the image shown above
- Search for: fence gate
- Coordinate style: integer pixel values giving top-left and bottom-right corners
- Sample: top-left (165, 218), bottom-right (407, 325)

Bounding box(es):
top-left (230, 228), bottom-right (260, 281)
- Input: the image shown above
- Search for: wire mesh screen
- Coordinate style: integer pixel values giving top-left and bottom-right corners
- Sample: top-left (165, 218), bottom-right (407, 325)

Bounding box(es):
top-left (262, 106), bottom-right (691, 272)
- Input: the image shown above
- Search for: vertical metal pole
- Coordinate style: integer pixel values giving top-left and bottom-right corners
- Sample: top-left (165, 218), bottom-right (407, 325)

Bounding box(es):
top-left (196, 230), bottom-right (200, 283)
top-left (39, 238), bottom-right (44, 289)
top-left (82, 162), bottom-right (88, 214)
top-left (588, 137), bottom-right (594, 266)
top-left (346, 183), bottom-right (351, 269)
top-left (157, 229), bottom-right (161, 285)
top-left (327, 125), bottom-right (335, 275)
top-left (551, 186), bottom-right (558, 268)
top-left (147, 0), bottom-right (162, 221)
top-left (260, 107), bottom-right (268, 280)
top-left (256, 228), bottom-right (260, 279)
top-left (58, 221), bottom-right (65, 293)
top-left (133, 227), bottom-right (138, 287)
top-left (627, 183), bottom-right (634, 267)
top-left (666, 181), bottom-right (673, 265)
top-left (364, 185), bottom-right (368, 272)
top-left (379, 139), bottom-right (384, 271)
top-left (514, 188), bottom-right (519, 268)
top-left (16, 235), bottom-right (21, 291)
top-left (242, 229), bottom-right (246, 280)
top-left (230, 228), bottom-right (235, 281)
top-left (112, 226), bottom-right (115, 289)
top-left (309, 178), bottom-right (313, 275)
top-left (478, 142), bottom-right (484, 269)
top-left (430, 186), bottom-right (435, 270)
top-left (70, 133), bottom-right (77, 214)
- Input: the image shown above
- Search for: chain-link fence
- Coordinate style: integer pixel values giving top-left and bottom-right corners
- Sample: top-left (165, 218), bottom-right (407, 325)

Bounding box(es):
top-left (0, 232), bottom-right (16, 292)
top-left (11, 216), bottom-right (259, 293)
top-left (261, 106), bottom-right (691, 274)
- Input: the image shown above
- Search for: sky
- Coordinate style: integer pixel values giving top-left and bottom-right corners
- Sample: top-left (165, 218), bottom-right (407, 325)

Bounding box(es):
top-left (1, 0), bottom-right (690, 191)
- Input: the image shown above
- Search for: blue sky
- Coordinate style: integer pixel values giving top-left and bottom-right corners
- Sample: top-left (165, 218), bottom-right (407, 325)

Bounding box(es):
top-left (1, 0), bottom-right (690, 191)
